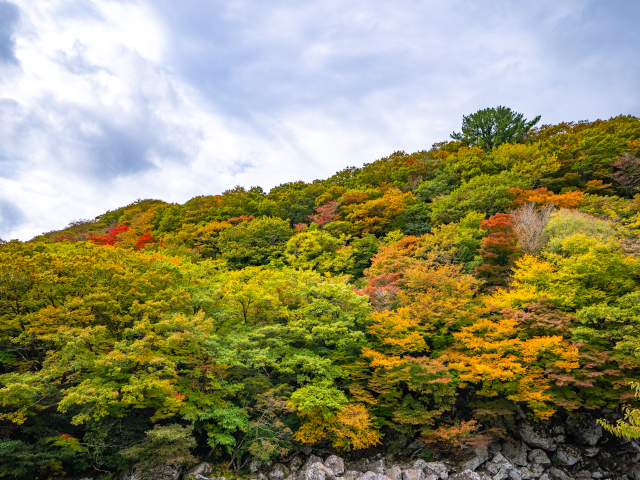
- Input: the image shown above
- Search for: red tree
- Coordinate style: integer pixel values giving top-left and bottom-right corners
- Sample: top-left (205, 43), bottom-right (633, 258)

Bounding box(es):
top-left (135, 232), bottom-right (157, 251)
top-left (308, 200), bottom-right (339, 227)
top-left (474, 213), bottom-right (520, 289)
top-left (89, 225), bottom-right (129, 246)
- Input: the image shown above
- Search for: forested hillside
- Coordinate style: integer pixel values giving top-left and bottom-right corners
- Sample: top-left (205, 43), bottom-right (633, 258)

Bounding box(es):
top-left (2, 109), bottom-right (640, 479)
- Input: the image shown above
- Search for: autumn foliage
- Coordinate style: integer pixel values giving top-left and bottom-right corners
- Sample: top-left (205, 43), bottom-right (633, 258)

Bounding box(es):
top-left (2, 113), bottom-right (640, 477)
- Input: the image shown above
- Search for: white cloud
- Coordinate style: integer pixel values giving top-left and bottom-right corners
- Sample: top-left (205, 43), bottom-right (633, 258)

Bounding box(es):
top-left (1, 0), bottom-right (639, 240)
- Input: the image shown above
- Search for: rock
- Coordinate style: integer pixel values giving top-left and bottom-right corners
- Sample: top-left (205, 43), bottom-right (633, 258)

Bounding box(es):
top-left (343, 472), bottom-right (363, 480)
top-left (590, 474), bottom-right (603, 479)
top-left (556, 445), bottom-right (582, 467)
top-left (583, 448), bottom-right (599, 458)
top-left (270, 464), bottom-right (291, 480)
top-left (566, 416), bottom-right (603, 447)
top-left (485, 454), bottom-right (520, 480)
top-left (370, 460), bottom-right (387, 475)
top-left (386, 466), bottom-right (403, 480)
top-left (184, 463), bottom-right (213, 480)
top-left (290, 457), bottom-right (304, 473)
top-left (358, 473), bottom-right (392, 480)
top-left (259, 474), bottom-right (269, 480)
top-left (250, 458), bottom-right (263, 474)
top-left (403, 469), bottom-right (425, 480)
top-left (538, 476), bottom-right (550, 480)
top-left (325, 456), bottom-right (345, 476)
top-left (547, 468), bottom-right (573, 480)
top-left (192, 476), bottom-right (209, 480)
top-left (519, 423), bottom-right (565, 451)
top-left (575, 471), bottom-right (591, 478)
top-left (531, 464), bottom-right (546, 477)
top-left (503, 442), bottom-right (529, 467)
top-left (629, 465), bottom-right (640, 480)
top-left (414, 460), bottom-right (428, 471)
top-left (517, 467), bottom-right (535, 480)
top-left (303, 463), bottom-right (335, 480)
top-left (348, 461), bottom-right (369, 473)
top-left (461, 448), bottom-right (489, 472)
top-left (448, 470), bottom-right (490, 480)
top-left (423, 462), bottom-right (449, 480)
top-left (137, 465), bottom-right (182, 480)
top-left (304, 457), bottom-right (325, 472)
top-left (424, 476), bottom-right (438, 480)
top-left (528, 449), bottom-right (551, 466)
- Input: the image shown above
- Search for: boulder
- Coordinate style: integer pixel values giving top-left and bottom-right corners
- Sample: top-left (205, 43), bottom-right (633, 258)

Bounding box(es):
top-left (528, 449), bottom-right (551, 466)
top-left (448, 470), bottom-right (490, 480)
top-left (290, 457), bottom-right (304, 473)
top-left (303, 456), bottom-right (325, 473)
top-left (423, 462), bottom-right (449, 480)
top-left (269, 464), bottom-right (291, 480)
top-left (358, 473), bottom-right (392, 480)
top-left (531, 465), bottom-right (546, 477)
top-left (566, 416), bottom-right (603, 447)
top-left (370, 460), bottom-right (387, 475)
top-left (403, 469), bottom-right (425, 480)
top-left (517, 467), bottom-right (535, 480)
top-left (413, 460), bottom-right (428, 471)
top-left (461, 448), bottom-right (489, 472)
top-left (303, 463), bottom-right (335, 480)
top-left (141, 465), bottom-right (182, 480)
top-left (629, 465), bottom-right (640, 480)
top-left (348, 460), bottom-right (369, 473)
top-left (575, 471), bottom-right (591, 478)
top-left (386, 466), bottom-right (403, 480)
top-left (183, 463), bottom-right (213, 480)
top-left (590, 474), bottom-right (603, 479)
top-left (583, 447), bottom-right (599, 458)
top-left (343, 472), bottom-right (363, 480)
top-left (324, 456), bottom-right (345, 476)
top-left (485, 453), bottom-right (519, 480)
top-left (519, 423), bottom-right (565, 451)
top-left (546, 468), bottom-right (572, 480)
top-left (502, 442), bottom-right (529, 467)
top-left (250, 458), bottom-right (263, 473)
top-left (555, 445), bottom-right (582, 467)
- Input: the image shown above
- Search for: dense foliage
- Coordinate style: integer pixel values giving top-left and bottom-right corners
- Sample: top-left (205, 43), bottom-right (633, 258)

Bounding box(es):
top-left (2, 110), bottom-right (640, 478)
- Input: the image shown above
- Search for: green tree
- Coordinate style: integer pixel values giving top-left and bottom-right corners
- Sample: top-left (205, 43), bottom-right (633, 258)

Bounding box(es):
top-left (451, 106), bottom-right (541, 151)
top-left (217, 217), bottom-right (293, 268)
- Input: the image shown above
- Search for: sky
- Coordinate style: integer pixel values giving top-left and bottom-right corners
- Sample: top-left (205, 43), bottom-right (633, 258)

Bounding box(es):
top-left (0, 0), bottom-right (639, 240)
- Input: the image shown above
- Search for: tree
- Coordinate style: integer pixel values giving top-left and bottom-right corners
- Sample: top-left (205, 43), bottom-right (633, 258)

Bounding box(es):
top-left (610, 152), bottom-right (640, 195)
top-left (511, 202), bottom-right (554, 256)
top-left (451, 106), bottom-right (541, 151)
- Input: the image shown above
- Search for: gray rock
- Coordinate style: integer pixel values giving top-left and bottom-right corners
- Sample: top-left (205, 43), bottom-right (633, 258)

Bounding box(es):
top-left (343, 472), bottom-right (363, 480)
top-left (583, 448), bottom-right (599, 458)
top-left (528, 449), bottom-right (551, 466)
top-left (414, 461), bottom-right (429, 471)
top-left (325, 456), bottom-right (345, 476)
top-left (508, 470), bottom-right (522, 480)
top-left (424, 476), bottom-right (438, 480)
top-left (448, 470), bottom-right (490, 480)
top-left (555, 445), bottom-right (582, 467)
top-left (291, 457), bottom-right (304, 473)
top-left (370, 460), bottom-right (387, 475)
top-left (531, 464), bottom-right (546, 477)
top-left (303, 463), bottom-right (335, 480)
top-left (461, 448), bottom-right (489, 472)
top-left (358, 473), bottom-right (392, 480)
top-left (303, 457), bottom-right (325, 473)
top-left (547, 468), bottom-right (573, 480)
top-left (629, 465), bottom-right (640, 480)
top-left (270, 464), bottom-right (291, 480)
top-left (192, 476), bottom-right (208, 480)
top-left (424, 463), bottom-right (449, 480)
top-left (386, 466), bottom-right (403, 480)
top-left (517, 467), bottom-right (535, 480)
top-left (566, 416), bottom-right (603, 447)
top-left (250, 458), bottom-right (263, 474)
top-left (403, 469), bottom-right (425, 480)
top-left (503, 442), bottom-right (529, 467)
top-left (486, 454), bottom-right (513, 476)
top-left (348, 461), bottom-right (369, 473)
top-left (285, 474), bottom-right (297, 480)
top-left (575, 471), bottom-right (591, 479)
top-left (538, 475), bottom-right (550, 480)
top-left (183, 463), bottom-right (213, 480)
top-left (590, 473), bottom-right (602, 479)
top-left (519, 423), bottom-right (565, 451)
top-left (259, 474), bottom-right (269, 480)
top-left (139, 465), bottom-right (182, 480)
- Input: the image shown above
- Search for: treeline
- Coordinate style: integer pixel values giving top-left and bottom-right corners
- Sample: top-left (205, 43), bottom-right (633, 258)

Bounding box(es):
top-left (1, 109), bottom-right (640, 478)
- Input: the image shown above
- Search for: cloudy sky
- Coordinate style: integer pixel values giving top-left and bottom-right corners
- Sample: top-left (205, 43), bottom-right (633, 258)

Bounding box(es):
top-left (1, 0), bottom-right (639, 240)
